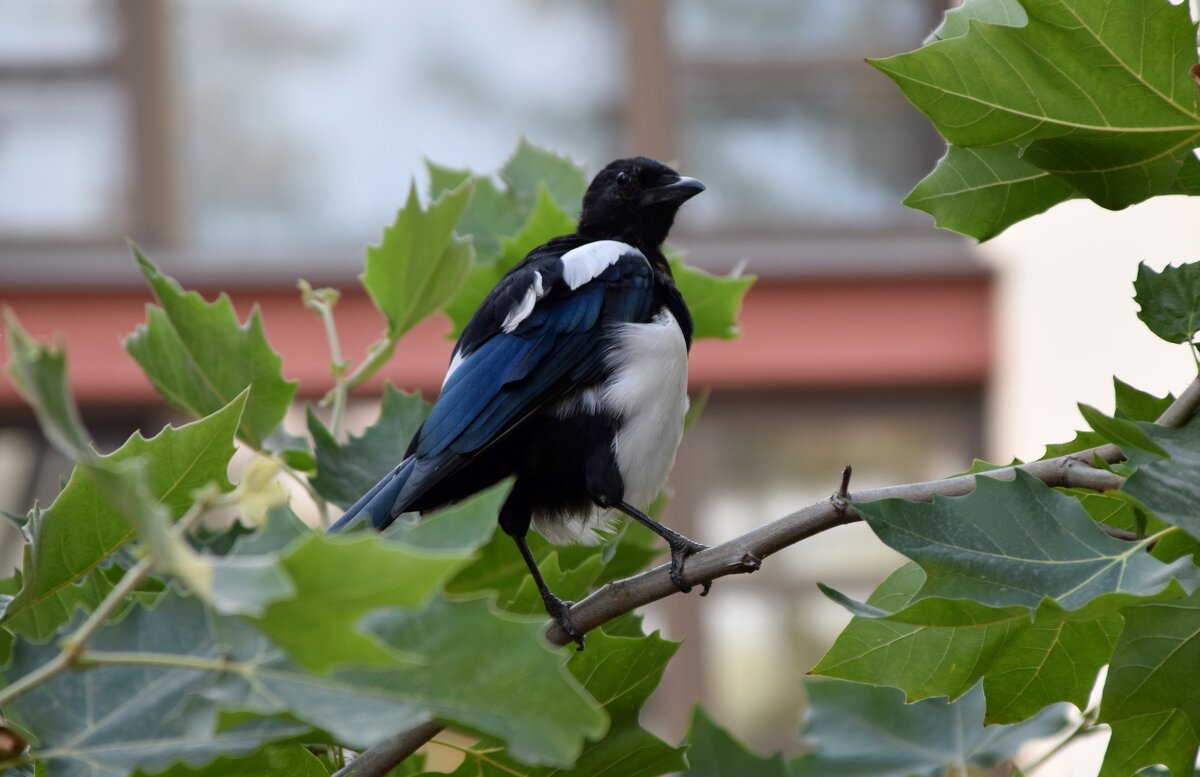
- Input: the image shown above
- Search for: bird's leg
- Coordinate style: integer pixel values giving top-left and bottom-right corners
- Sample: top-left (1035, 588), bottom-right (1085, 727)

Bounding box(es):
top-left (512, 534), bottom-right (585, 651)
top-left (617, 501), bottom-right (710, 596)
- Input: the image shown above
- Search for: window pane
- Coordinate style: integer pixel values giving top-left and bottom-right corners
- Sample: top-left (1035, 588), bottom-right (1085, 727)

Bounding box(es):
top-left (669, 0), bottom-right (930, 58)
top-left (669, 0), bottom-right (939, 230)
top-left (678, 81), bottom-right (933, 229)
top-left (0, 0), bottom-right (117, 64)
top-left (0, 83), bottom-right (127, 238)
top-left (174, 0), bottom-right (622, 252)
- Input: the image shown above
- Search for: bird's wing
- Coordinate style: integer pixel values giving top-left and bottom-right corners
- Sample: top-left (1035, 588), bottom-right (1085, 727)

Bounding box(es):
top-left (394, 239), bottom-right (655, 507)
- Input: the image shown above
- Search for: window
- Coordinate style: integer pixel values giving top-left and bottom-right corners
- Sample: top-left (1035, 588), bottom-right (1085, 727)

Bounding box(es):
top-left (172, 0), bottom-right (623, 252)
top-left (0, 0), bottom-right (128, 244)
top-left (663, 0), bottom-right (944, 235)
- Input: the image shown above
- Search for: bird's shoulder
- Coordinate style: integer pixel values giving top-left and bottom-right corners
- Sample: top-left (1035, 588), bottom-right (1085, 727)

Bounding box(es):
top-left (459, 235), bottom-right (656, 351)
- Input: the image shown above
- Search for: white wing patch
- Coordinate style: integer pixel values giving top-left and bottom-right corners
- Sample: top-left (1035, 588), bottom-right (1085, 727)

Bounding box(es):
top-left (441, 347), bottom-right (466, 387)
top-left (560, 240), bottom-right (645, 290)
top-left (502, 271), bottom-right (545, 333)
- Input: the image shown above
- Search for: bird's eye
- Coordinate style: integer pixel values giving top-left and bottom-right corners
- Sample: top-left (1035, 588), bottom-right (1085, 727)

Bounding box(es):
top-left (615, 171), bottom-right (631, 187)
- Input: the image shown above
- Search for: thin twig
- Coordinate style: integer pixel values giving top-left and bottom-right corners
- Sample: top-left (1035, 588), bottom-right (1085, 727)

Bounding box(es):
top-left (1023, 706), bottom-right (1102, 775)
top-left (324, 374), bottom-right (1200, 777)
top-left (1097, 523), bottom-right (1139, 541)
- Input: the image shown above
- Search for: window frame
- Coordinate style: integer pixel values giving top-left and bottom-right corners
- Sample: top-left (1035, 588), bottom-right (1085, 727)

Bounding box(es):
top-left (0, 0), bottom-right (174, 253)
top-left (621, 0), bottom-right (954, 262)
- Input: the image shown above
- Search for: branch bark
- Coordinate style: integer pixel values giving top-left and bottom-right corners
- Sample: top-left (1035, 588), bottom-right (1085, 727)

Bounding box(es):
top-left (333, 373), bottom-right (1200, 777)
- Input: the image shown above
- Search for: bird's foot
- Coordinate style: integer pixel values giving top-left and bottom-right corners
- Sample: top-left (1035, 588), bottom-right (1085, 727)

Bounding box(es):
top-left (668, 536), bottom-right (711, 596)
top-left (544, 594), bottom-right (585, 651)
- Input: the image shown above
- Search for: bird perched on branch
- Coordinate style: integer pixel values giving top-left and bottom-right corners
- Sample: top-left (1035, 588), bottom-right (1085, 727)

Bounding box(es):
top-left (329, 157), bottom-right (707, 649)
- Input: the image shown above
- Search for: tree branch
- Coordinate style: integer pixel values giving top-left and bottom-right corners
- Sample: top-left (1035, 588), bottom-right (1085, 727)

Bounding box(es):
top-left (333, 373), bottom-right (1200, 777)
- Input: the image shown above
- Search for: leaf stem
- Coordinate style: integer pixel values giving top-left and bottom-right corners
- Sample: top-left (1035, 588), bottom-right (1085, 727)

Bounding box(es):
top-left (1022, 711), bottom-right (1101, 774)
top-left (299, 281), bottom-right (352, 439)
top-left (0, 499), bottom-right (214, 709)
top-left (74, 650), bottom-right (237, 674)
top-left (328, 336), bottom-right (399, 403)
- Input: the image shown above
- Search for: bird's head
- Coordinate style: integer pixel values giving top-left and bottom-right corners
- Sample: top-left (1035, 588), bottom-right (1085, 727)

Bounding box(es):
top-left (577, 157), bottom-right (705, 252)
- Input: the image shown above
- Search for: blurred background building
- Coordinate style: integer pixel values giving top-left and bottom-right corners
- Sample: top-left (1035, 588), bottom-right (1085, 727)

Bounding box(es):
top-left (1, 1), bottom-right (1197, 771)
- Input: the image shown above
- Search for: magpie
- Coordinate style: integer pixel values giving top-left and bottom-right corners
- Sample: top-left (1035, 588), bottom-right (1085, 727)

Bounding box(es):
top-left (328, 157), bottom-right (707, 649)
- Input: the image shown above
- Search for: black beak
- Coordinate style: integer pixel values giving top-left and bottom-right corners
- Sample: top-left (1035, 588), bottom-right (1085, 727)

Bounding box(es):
top-left (643, 175), bottom-right (706, 205)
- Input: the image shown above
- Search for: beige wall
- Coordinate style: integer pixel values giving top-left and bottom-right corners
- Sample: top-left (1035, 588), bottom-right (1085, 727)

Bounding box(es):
top-left (977, 194), bottom-right (1200, 463)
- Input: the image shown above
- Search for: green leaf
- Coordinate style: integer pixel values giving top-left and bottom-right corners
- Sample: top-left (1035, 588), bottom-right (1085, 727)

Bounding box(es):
top-left (445, 526), bottom-right (557, 597)
top-left (954, 457), bottom-right (1022, 476)
top-left (873, 0), bottom-right (1200, 210)
top-left (1079, 403), bottom-right (1169, 457)
top-left (851, 470), bottom-right (1198, 619)
top-left (816, 562), bottom-right (1120, 724)
top-left (442, 184), bottom-right (578, 336)
top-left (925, 0), bottom-right (1027, 43)
top-left (982, 601), bottom-right (1123, 724)
top-left (229, 505), bottom-right (310, 557)
top-left (1134, 262), bottom-right (1200, 345)
top-left (3, 596), bottom-right (310, 777)
top-left (1103, 710), bottom-right (1198, 777)
top-left (505, 553), bottom-right (604, 616)
top-left (308, 384), bottom-right (429, 508)
top-left (1062, 488), bottom-right (1140, 535)
top-left (3, 310), bottom-right (91, 459)
top-left (670, 260), bottom-right (754, 340)
top-left (500, 138), bottom-right (588, 214)
top-left (382, 483), bottom-right (507, 552)
top-left (248, 532), bottom-right (473, 673)
top-left (1042, 428), bottom-right (1108, 460)
top-left (2, 395), bottom-right (246, 637)
top-left (6, 591), bottom-right (606, 772)
top-left (101, 454), bottom-right (293, 619)
top-left (601, 611), bottom-right (647, 638)
top-left (683, 706), bottom-right (787, 777)
top-left (361, 181), bottom-right (474, 339)
top-left (125, 249), bottom-right (298, 448)
top-left (1123, 422), bottom-right (1200, 539)
top-left (357, 597), bottom-right (608, 766)
top-left (427, 162), bottom-right (521, 263)
top-left (1114, 378), bottom-right (1175, 422)
top-left (1169, 152), bottom-right (1200, 195)
top-left (904, 144), bottom-right (1077, 241)
top-left (592, 517), bottom-right (664, 587)
top-left (133, 744), bottom-right (329, 777)
top-left (814, 563), bottom-right (1025, 704)
top-left (1042, 377), bottom-right (1174, 459)
top-left (789, 680), bottom-right (1069, 777)
top-left (2, 564), bottom-right (122, 641)
top-left (420, 630), bottom-right (684, 777)
top-left (1099, 593), bottom-right (1200, 775)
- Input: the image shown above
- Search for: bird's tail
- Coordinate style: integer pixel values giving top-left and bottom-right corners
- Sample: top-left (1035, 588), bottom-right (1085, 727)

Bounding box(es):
top-left (326, 457), bottom-right (416, 534)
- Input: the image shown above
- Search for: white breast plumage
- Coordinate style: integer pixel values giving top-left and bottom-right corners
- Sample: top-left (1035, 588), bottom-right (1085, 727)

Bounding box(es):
top-left (533, 307), bottom-right (689, 545)
top-left (605, 308), bottom-right (690, 506)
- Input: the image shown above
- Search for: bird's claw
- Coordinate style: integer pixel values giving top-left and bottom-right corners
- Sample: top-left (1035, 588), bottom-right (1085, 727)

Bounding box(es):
top-left (545, 595), bottom-right (585, 651)
top-left (668, 537), bottom-right (710, 596)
